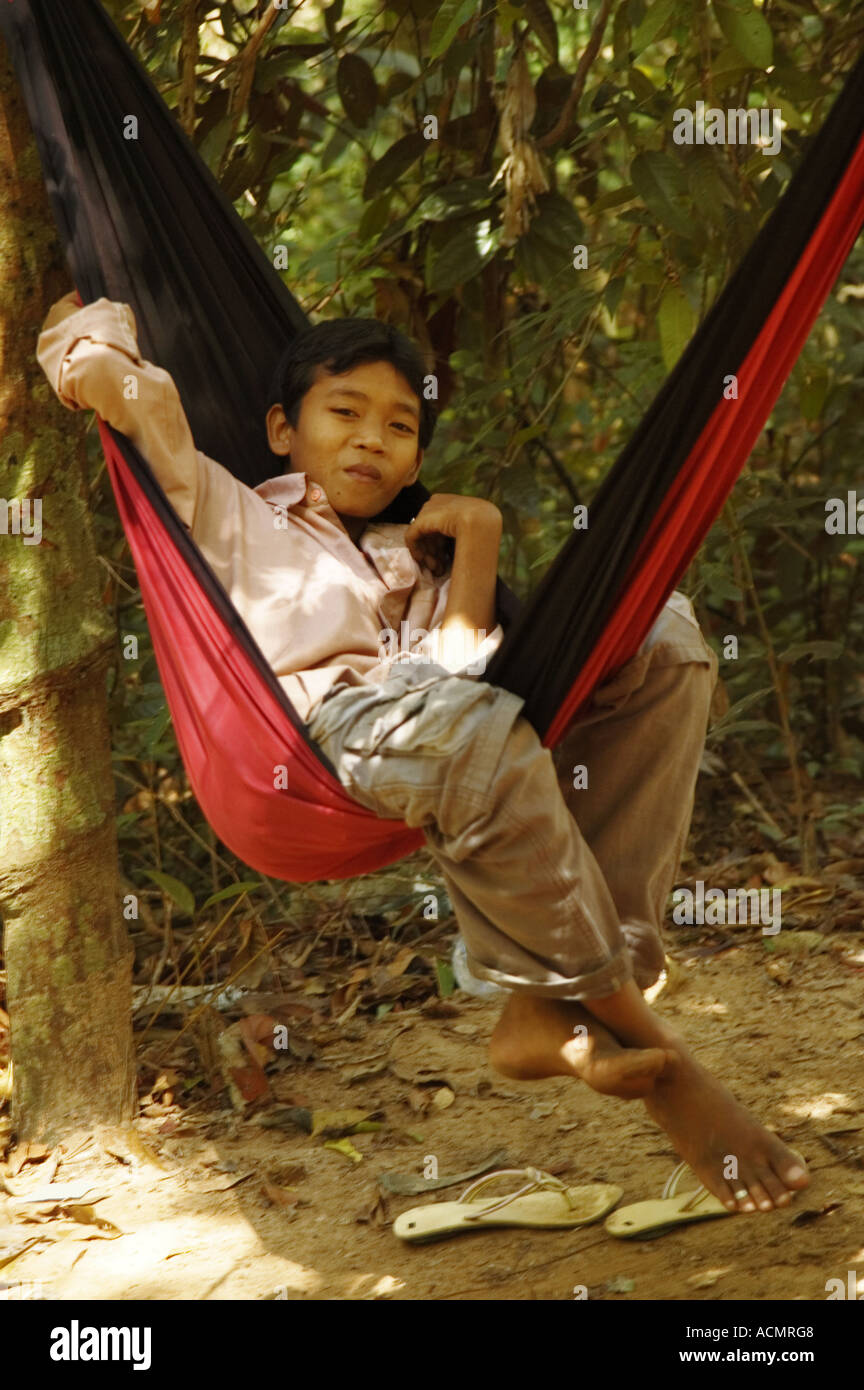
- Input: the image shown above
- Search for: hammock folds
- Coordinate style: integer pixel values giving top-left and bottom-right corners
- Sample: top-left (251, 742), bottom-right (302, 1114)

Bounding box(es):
top-left (3, 0), bottom-right (863, 881)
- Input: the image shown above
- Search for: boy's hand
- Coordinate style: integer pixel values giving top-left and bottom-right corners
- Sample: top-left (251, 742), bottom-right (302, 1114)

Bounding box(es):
top-left (404, 494), bottom-right (502, 577)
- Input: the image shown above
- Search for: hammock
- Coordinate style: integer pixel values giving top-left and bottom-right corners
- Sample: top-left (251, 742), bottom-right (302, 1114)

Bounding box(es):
top-left (3, 0), bottom-right (863, 881)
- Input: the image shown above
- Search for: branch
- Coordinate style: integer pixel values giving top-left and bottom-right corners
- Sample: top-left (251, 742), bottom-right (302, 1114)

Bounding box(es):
top-left (537, 0), bottom-right (615, 149)
top-left (228, 0), bottom-right (296, 117)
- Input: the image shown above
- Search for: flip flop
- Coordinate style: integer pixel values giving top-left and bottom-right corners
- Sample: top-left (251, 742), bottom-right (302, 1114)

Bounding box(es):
top-left (605, 1151), bottom-right (806, 1239)
top-left (605, 1162), bottom-right (730, 1239)
top-left (393, 1167), bottom-right (623, 1244)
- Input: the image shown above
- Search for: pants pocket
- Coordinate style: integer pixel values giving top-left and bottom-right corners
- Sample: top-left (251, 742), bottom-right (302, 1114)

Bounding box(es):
top-left (342, 678), bottom-right (503, 761)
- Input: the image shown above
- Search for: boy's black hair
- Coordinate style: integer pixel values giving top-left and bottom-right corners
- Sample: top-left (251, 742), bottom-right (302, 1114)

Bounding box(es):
top-left (267, 317), bottom-right (438, 523)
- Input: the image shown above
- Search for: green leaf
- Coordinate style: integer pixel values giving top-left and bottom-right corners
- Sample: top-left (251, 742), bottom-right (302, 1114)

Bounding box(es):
top-left (529, 191), bottom-right (584, 247)
top-left (629, 65), bottom-right (658, 106)
top-left (604, 276), bottom-right (626, 316)
top-left (700, 560), bottom-right (743, 601)
top-left (591, 183), bottom-right (636, 214)
top-left (631, 0), bottom-right (676, 56)
top-left (427, 217), bottom-right (497, 293)
top-left (524, 0), bottom-right (558, 62)
top-left (320, 125), bottom-right (352, 174)
top-left (441, 35), bottom-right (481, 80)
top-left (631, 258), bottom-right (665, 285)
top-left (416, 177), bottom-right (495, 222)
top-left (799, 369), bottom-right (829, 422)
top-left (435, 958), bottom-right (456, 998)
top-left (336, 53), bottom-right (378, 128)
top-left (142, 871), bottom-right (196, 917)
top-left (657, 284), bottom-right (695, 371)
top-left (630, 151), bottom-right (692, 238)
top-left (428, 0), bottom-right (477, 61)
top-left (357, 192), bottom-right (393, 242)
top-left (198, 115), bottom-right (235, 175)
top-left (712, 1), bottom-right (773, 69)
top-left (778, 641), bottom-right (844, 664)
top-left (322, 1138), bottom-right (364, 1164)
top-left (323, 0), bottom-right (345, 42)
top-left (708, 54), bottom-right (756, 95)
top-left (687, 150), bottom-right (737, 215)
top-left (363, 131), bottom-right (426, 199)
top-left (512, 422), bottom-right (546, 447)
top-left (200, 881), bottom-right (262, 910)
top-left (710, 687), bottom-right (775, 733)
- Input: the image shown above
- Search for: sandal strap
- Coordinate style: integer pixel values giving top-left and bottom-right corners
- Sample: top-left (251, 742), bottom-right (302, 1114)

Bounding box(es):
top-left (458, 1167), bottom-right (574, 1221)
top-left (662, 1160), bottom-right (714, 1212)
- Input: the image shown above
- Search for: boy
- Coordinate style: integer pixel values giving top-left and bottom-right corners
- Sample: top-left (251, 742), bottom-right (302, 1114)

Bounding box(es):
top-left (37, 293), bottom-right (810, 1215)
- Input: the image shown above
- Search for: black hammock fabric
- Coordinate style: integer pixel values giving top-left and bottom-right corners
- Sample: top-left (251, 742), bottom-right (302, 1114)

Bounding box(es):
top-left (3, 0), bottom-right (863, 880)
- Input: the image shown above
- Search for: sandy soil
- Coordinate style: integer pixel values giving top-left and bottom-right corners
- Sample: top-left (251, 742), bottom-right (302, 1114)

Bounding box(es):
top-left (2, 933), bottom-right (862, 1302)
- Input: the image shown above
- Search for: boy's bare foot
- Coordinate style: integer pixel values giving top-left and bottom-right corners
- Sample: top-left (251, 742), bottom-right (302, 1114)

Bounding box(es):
top-left (492, 987), bottom-right (810, 1213)
top-left (488, 993), bottom-right (677, 1099)
top-left (642, 1050), bottom-right (810, 1214)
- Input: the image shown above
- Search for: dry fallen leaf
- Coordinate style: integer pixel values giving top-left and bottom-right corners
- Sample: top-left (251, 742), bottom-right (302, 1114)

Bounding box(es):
top-left (261, 1180), bottom-right (301, 1212)
top-left (310, 1109), bottom-right (371, 1139)
top-left (0, 1235), bottom-right (42, 1271)
top-left (217, 1023), bottom-right (270, 1108)
top-left (7, 1144), bottom-right (50, 1178)
top-left (341, 1060), bottom-right (388, 1085)
top-left (6, 1182), bottom-right (103, 1205)
top-left (385, 947), bottom-right (418, 978)
top-left (63, 1205), bottom-right (122, 1236)
top-left (355, 1191), bottom-right (388, 1226)
top-left (377, 1148), bottom-right (512, 1196)
top-left (98, 1127), bottom-right (175, 1172)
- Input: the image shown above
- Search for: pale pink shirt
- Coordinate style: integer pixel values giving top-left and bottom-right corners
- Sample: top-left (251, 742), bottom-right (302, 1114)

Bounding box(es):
top-left (36, 294), bottom-right (505, 722)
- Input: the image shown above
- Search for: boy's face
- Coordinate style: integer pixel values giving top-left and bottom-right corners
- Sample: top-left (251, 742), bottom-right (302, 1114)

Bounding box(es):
top-left (266, 359), bottom-right (423, 531)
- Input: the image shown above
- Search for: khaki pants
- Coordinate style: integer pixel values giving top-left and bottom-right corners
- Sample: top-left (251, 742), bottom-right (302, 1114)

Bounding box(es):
top-left (306, 593), bottom-right (719, 1000)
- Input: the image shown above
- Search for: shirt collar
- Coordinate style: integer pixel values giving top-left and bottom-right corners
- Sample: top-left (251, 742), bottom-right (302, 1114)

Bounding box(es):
top-left (253, 471), bottom-right (432, 591)
top-left (254, 471), bottom-right (312, 507)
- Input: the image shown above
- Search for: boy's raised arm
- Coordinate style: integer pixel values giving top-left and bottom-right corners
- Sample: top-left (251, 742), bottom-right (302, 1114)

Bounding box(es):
top-left (36, 292), bottom-right (201, 530)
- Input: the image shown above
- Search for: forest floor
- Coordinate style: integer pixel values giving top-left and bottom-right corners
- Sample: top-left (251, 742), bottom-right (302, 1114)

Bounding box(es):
top-left (2, 775), bottom-right (864, 1302)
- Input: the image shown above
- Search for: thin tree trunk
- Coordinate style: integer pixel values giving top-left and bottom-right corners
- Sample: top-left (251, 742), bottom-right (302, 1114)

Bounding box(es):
top-left (0, 41), bottom-right (135, 1143)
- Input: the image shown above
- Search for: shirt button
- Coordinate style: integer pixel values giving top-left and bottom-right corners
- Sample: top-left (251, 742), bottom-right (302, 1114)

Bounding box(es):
top-left (309, 487), bottom-right (322, 502)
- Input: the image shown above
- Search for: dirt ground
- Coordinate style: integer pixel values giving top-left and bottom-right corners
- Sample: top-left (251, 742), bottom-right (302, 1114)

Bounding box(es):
top-left (2, 929), bottom-right (863, 1302)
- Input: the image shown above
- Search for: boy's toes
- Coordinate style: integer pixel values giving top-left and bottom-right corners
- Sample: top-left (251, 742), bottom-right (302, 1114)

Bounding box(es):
top-left (756, 1164), bottom-right (794, 1207)
top-left (782, 1155), bottom-right (810, 1189)
top-left (738, 1176), bottom-right (774, 1212)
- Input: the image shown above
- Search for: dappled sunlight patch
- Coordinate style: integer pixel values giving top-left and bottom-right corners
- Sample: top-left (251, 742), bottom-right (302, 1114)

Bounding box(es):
top-left (786, 1093), bottom-right (856, 1122)
top-left (678, 997), bottom-right (729, 1019)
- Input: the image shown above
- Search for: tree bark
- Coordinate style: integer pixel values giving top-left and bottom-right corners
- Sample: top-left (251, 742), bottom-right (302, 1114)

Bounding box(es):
top-left (0, 40), bottom-right (135, 1143)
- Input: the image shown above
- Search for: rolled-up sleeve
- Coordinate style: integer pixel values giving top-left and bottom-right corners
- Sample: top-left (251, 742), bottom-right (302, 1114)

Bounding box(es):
top-left (36, 293), bottom-right (201, 529)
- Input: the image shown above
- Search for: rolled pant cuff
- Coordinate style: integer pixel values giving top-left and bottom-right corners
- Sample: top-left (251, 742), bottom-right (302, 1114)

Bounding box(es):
top-left (464, 945), bottom-right (635, 1002)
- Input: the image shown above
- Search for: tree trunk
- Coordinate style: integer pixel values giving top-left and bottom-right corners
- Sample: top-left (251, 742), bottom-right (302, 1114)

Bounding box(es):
top-left (0, 41), bottom-right (135, 1143)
